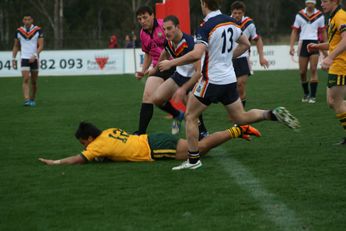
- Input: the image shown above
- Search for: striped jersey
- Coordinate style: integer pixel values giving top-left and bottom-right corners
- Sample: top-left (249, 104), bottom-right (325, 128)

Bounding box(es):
top-left (292, 8), bottom-right (325, 40)
top-left (164, 32), bottom-right (195, 77)
top-left (15, 25), bottom-right (43, 59)
top-left (196, 10), bottom-right (242, 85)
top-left (140, 19), bottom-right (166, 67)
top-left (232, 16), bottom-right (259, 59)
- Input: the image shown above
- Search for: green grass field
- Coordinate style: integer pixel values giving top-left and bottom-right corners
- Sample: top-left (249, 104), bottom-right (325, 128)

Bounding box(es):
top-left (0, 70), bottom-right (345, 231)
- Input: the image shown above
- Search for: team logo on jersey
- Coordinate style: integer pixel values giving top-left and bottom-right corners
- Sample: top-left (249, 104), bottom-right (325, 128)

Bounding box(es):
top-left (157, 32), bottom-right (163, 37)
top-left (95, 56), bottom-right (109, 70)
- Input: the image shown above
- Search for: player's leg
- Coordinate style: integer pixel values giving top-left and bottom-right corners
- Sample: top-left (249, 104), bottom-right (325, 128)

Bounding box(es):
top-left (136, 76), bottom-right (165, 134)
top-left (308, 54), bottom-right (319, 103)
top-left (327, 84), bottom-right (346, 145)
top-left (29, 60), bottom-right (39, 106)
top-left (21, 59), bottom-right (31, 106)
top-left (299, 56), bottom-right (310, 102)
top-left (152, 77), bottom-right (183, 118)
top-left (233, 57), bottom-right (251, 107)
top-left (222, 83), bottom-right (300, 129)
top-left (237, 75), bottom-right (248, 107)
top-left (172, 94), bottom-right (207, 170)
top-left (175, 125), bottom-right (261, 160)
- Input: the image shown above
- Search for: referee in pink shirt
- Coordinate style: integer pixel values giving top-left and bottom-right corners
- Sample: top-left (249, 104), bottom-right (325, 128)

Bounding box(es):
top-left (134, 6), bottom-right (183, 135)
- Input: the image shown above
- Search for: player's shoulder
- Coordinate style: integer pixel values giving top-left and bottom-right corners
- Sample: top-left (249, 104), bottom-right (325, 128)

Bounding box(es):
top-left (182, 32), bottom-right (194, 43)
top-left (243, 16), bottom-right (254, 23)
top-left (16, 26), bottom-right (24, 32)
top-left (204, 14), bottom-right (238, 28)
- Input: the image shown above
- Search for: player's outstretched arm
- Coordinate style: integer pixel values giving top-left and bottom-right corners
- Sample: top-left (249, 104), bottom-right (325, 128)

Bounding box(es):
top-left (38, 154), bottom-right (86, 165)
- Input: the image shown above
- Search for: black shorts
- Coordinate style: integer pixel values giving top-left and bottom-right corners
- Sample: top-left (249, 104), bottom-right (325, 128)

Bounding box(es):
top-left (153, 67), bottom-right (176, 80)
top-left (21, 59), bottom-right (39, 71)
top-left (170, 72), bottom-right (190, 87)
top-left (299, 40), bottom-right (319, 57)
top-left (194, 81), bottom-right (239, 106)
top-left (327, 74), bottom-right (346, 88)
top-left (232, 57), bottom-right (251, 78)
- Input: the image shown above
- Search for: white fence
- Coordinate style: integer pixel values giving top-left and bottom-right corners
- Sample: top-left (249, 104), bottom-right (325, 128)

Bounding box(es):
top-left (0, 46), bottom-right (300, 77)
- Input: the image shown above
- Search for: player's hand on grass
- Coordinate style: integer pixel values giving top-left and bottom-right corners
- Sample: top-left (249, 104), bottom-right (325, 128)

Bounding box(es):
top-left (38, 158), bottom-right (58, 165)
top-left (158, 60), bottom-right (172, 72)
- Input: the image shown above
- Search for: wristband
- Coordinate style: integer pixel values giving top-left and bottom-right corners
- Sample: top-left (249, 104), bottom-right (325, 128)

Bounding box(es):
top-left (33, 53), bottom-right (38, 58)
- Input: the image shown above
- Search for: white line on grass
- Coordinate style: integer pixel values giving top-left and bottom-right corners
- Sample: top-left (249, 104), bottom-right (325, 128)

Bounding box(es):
top-left (214, 148), bottom-right (305, 231)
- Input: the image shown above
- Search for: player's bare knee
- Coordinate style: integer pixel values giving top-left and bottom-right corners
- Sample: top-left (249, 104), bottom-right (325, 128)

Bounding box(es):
top-left (152, 95), bottom-right (164, 106)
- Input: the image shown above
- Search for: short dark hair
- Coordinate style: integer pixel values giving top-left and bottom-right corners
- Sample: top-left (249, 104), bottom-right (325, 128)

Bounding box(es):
top-left (136, 6), bottom-right (154, 16)
top-left (231, 1), bottom-right (246, 12)
top-left (163, 15), bottom-right (180, 26)
top-left (75, 122), bottom-right (102, 140)
top-left (202, 0), bottom-right (222, 11)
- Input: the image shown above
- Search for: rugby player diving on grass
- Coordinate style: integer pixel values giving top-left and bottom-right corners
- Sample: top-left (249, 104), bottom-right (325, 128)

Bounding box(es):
top-left (38, 121), bottom-right (261, 165)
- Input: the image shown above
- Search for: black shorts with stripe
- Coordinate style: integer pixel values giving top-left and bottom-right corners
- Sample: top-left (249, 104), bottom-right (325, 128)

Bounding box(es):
top-left (21, 59), bottom-right (39, 71)
top-left (299, 40), bottom-right (319, 57)
top-left (148, 133), bottom-right (179, 159)
top-left (328, 74), bottom-right (346, 88)
top-left (195, 82), bottom-right (239, 106)
top-left (232, 57), bottom-right (251, 77)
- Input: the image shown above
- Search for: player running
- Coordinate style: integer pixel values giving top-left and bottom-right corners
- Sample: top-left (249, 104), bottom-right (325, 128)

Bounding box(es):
top-left (159, 0), bottom-right (300, 170)
top-left (290, 0), bottom-right (327, 103)
top-left (149, 15), bottom-right (208, 138)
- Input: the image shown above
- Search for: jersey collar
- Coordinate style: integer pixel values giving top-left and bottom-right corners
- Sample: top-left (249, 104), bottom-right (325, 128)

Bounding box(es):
top-left (204, 10), bottom-right (222, 22)
top-left (304, 8), bottom-right (317, 15)
top-left (143, 19), bottom-right (159, 36)
top-left (330, 5), bottom-right (342, 20)
top-left (23, 24), bottom-right (34, 32)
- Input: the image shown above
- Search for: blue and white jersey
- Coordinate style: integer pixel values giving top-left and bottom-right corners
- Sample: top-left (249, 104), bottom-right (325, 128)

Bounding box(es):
top-left (232, 16), bottom-right (259, 58)
top-left (164, 32), bottom-right (195, 77)
top-left (196, 10), bottom-right (242, 85)
top-left (15, 24), bottom-right (43, 59)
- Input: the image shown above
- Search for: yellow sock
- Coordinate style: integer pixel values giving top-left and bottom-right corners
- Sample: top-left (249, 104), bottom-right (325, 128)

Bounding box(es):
top-left (336, 112), bottom-right (346, 132)
top-left (227, 127), bottom-right (242, 138)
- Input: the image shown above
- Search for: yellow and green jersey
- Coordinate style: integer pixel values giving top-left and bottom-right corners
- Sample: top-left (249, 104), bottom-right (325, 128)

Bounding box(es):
top-left (81, 128), bottom-right (152, 162)
top-left (328, 6), bottom-right (346, 75)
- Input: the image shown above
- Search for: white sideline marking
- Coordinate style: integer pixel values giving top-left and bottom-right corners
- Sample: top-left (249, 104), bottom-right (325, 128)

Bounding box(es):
top-left (214, 148), bottom-right (305, 231)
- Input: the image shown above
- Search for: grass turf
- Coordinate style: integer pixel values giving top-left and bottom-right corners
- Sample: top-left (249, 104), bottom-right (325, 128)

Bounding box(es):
top-left (0, 70), bottom-right (345, 231)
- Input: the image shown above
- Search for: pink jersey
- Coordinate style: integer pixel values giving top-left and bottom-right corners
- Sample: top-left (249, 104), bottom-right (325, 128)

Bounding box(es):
top-left (140, 19), bottom-right (166, 67)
